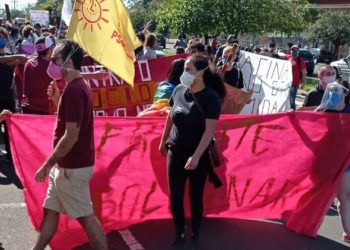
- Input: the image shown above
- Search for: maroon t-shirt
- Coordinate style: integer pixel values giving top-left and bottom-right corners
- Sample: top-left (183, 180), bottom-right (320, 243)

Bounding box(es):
top-left (22, 57), bottom-right (52, 114)
top-left (54, 77), bottom-right (95, 169)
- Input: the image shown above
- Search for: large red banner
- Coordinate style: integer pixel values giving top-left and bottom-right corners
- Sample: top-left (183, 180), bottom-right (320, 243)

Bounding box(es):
top-left (83, 55), bottom-right (186, 117)
top-left (6, 113), bottom-right (350, 250)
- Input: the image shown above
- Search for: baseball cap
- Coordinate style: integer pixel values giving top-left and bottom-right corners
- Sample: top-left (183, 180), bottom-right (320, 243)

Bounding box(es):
top-left (291, 44), bottom-right (299, 50)
top-left (35, 35), bottom-right (55, 52)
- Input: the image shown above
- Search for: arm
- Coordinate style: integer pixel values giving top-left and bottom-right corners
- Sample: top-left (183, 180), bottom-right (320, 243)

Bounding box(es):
top-left (47, 81), bottom-right (61, 109)
top-left (0, 110), bottom-right (12, 123)
top-left (81, 70), bottom-right (109, 80)
top-left (185, 119), bottom-right (217, 170)
top-left (297, 106), bottom-right (318, 111)
top-left (35, 122), bottom-right (80, 181)
top-left (0, 54), bottom-right (28, 65)
top-left (159, 112), bottom-right (173, 156)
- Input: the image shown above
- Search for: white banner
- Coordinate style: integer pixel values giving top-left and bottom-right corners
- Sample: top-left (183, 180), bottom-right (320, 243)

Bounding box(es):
top-left (29, 10), bottom-right (50, 27)
top-left (237, 51), bottom-right (293, 114)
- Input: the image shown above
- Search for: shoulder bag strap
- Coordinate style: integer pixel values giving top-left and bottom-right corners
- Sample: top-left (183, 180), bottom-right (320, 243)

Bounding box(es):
top-left (189, 88), bottom-right (205, 119)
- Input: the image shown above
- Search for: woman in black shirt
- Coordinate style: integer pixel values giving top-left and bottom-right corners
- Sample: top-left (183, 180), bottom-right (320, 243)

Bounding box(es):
top-left (159, 54), bottom-right (226, 247)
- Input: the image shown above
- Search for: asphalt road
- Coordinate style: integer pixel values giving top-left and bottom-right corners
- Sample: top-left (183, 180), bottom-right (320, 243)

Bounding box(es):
top-left (0, 152), bottom-right (349, 250)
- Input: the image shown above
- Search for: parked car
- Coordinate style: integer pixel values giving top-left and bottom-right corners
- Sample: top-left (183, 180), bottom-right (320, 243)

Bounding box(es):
top-left (330, 55), bottom-right (350, 82)
top-left (316, 49), bottom-right (333, 64)
top-left (299, 49), bottom-right (315, 76)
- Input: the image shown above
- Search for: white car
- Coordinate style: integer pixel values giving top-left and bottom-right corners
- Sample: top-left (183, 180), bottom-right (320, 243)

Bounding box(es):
top-left (330, 55), bottom-right (350, 82)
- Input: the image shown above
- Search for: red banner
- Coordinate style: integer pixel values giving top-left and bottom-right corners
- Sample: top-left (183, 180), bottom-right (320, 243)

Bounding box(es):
top-left (6, 113), bottom-right (350, 250)
top-left (83, 55), bottom-right (186, 117)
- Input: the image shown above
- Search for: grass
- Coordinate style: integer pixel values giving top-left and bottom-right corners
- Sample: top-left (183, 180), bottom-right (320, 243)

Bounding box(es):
top-left (301, 77), bottom-right (319, 92)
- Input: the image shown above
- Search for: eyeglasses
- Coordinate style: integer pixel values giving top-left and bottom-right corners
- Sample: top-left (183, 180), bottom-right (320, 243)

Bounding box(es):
top-left (51, 56), bottom-right (63, 65)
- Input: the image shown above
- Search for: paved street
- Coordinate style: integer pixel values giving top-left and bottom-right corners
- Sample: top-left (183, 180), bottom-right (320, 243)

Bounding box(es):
top-left (0, 152), bottom-right (349, 250)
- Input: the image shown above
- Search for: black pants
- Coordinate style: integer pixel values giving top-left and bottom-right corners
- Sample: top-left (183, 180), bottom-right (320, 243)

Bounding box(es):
top-left (167, 145), bottom-right (209, 236)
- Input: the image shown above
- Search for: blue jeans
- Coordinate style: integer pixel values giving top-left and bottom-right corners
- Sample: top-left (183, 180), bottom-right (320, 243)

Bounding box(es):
top-left (289, 85), bottom-right (298, 110)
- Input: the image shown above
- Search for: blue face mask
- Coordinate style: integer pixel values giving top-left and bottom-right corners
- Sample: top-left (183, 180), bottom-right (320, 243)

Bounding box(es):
top-left (0, 38), bottom-right (6, 49)
top-left (329, 92), bottom-right (342, 108)
top-left (291, 50), bottom-right (298, 57)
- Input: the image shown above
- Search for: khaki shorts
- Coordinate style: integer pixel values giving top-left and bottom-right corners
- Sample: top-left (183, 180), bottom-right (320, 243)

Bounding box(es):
top-left (44, 166), bottom-right (94, 219)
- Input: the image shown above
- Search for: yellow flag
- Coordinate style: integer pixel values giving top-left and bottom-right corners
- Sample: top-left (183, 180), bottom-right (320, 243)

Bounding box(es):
top-left (67, 0), bottom-right (142, 86)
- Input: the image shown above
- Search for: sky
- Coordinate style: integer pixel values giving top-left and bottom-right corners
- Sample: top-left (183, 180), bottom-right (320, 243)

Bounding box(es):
top-left (1, 0), bottom-right (37, 10)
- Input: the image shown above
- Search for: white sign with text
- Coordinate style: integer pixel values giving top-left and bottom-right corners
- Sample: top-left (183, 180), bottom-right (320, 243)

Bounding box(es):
top-left (238, 51), bottom-right (293, 114)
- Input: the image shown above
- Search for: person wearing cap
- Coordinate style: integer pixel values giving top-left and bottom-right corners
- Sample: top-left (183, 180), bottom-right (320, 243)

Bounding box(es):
top-left (22, 35), bottom-right (56, 114)
top-left (288, 44), bottom-right (306, 110)
top-left (214, 34), bottom-right (238, 65)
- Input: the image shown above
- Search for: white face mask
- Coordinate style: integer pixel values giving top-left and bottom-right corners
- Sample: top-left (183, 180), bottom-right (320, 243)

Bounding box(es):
top-left (180, 71), bottom-right (196, 87)
top-left (180, 66), bottom-right (208, 87)
top-left (323, 75), bottom-right (336, 85)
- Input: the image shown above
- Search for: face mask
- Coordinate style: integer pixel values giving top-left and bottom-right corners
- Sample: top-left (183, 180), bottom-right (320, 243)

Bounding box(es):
top-left (0, 38), bottom-right (6, 49)
top-left (21, 44), bottom-right (36, 54)
top-left (180, 66), bottom-right (209, 87)
top-left (291, 50), bottom-right (298, 57)
top-left (323, 75), bottom-right (336, 85)
top-left (180, 71), bottom-right (196, 87)
top-left (47, 61), bottom-right (63, 80)
top-left (329, 92), bottom-right (342, 109)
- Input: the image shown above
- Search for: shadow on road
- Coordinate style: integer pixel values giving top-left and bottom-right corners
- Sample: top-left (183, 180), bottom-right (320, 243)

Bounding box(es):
top-left (0, 156), bottom-right (23, 189)
top-left (74, 218), bottom-right (348, 250)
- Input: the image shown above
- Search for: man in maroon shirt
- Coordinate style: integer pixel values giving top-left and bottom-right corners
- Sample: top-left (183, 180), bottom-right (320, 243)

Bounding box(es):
top-left (288, 45), bottom-right (306, 110)
top-left (33, 40), bottom-right (107, 250)
top-left (22, 35), bottom-right (56, 114)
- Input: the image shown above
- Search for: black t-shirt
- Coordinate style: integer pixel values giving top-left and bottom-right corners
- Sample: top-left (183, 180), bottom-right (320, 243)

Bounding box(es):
top-left (303, 84), bottom-right (324, 107)
top-left (0, 52), bottom-right (15, 112)
top-left (168, 84), bottom-right (221, 150)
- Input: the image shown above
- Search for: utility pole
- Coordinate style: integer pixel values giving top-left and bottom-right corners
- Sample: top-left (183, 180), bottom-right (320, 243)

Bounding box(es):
top-left (11, 0), bottom-right (18, 10)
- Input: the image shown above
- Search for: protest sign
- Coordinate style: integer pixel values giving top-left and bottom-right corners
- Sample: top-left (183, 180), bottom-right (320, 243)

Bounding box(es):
top-left (29, 10), bottom-right (49, 26)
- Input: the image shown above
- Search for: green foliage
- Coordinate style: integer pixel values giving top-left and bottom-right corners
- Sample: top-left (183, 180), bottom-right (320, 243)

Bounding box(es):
top-left (10, 9), bottom-right (26, 19)
top-left (128, 0), bottom-right (166, 33)
top-left (308, 11), bottom-right (350, 57)
top-left (156, 0), bottom-right (310, 37)
top-left (35, 0), bottom-right (63, 15)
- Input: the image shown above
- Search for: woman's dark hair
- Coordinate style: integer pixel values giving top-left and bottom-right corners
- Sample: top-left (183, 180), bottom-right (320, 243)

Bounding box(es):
top-left (144, 33), bottom-right (156, 48)
top-left (189, 54), bottom-right (226, 100)
top-left (22, 25), bottom-right (34, 39)
top-left (167, 58), bottom-right (185, 86)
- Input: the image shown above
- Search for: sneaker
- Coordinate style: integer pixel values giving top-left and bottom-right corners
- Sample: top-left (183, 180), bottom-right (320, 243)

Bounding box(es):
top-left (171, 234), bottom-right (186, 248)
top-left (343, 233), bottom-right (350, 243)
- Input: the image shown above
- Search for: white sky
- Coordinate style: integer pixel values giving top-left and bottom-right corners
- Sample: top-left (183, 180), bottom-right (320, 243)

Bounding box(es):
top-left (1, 0), bottom-right (37, 10)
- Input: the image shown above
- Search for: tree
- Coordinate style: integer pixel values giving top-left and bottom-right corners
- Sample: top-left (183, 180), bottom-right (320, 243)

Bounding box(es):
top-left (127, 0), bottom-right (166, 33)
top-left (10, 9), bottom-right (26, 19)
top-left (308, 11), bottom-right (350, 58)
top-left (156, 0), bottom-right (310, 37)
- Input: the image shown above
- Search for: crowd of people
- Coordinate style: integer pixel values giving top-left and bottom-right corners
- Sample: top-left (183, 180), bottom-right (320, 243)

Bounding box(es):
top-left (1, 23), bottom-right (350, 249)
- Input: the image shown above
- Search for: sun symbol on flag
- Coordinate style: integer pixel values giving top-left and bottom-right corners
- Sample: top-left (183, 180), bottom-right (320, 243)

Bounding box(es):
top-left (74, 0), bottom-right (109, 32)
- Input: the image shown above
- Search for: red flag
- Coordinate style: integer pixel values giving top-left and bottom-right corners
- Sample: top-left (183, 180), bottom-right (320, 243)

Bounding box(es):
top-left (6, 112), bottom-right (350, 249)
